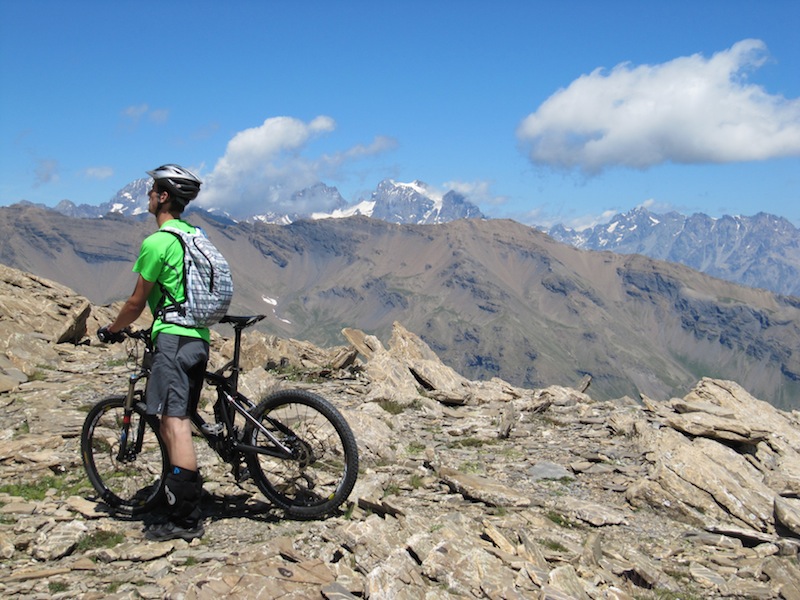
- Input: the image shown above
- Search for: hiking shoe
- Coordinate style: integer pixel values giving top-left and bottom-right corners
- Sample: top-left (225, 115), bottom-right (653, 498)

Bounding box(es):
top-left (142, 512), bottom-right (171, 530)
top-left (144, 520), bottom-right (204, 542)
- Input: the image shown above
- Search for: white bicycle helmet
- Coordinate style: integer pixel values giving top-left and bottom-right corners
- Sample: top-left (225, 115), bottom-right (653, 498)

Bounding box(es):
top-left (147, 164), bottom-right (202, 204)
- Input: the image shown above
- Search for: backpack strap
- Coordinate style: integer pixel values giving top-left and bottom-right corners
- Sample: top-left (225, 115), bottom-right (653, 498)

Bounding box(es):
top-left (153, 228), bottom-right (189, 321)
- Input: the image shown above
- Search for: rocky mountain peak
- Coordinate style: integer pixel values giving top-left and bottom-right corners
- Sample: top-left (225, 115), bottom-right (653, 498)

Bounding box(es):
top-left (548, 207), bottom-right (800, 296)
top-left (370, 179), bottom-right (485, 224)
top-left (105, 177), bottom-right (150, 216)
top-left (1, 263), bottom-right (799, 597)
top-left (47, 177), bottom-right (485, 226)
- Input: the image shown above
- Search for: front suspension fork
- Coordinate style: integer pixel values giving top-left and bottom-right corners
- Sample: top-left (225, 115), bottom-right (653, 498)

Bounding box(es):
top-left (116, 372), bottom-right (147, 462)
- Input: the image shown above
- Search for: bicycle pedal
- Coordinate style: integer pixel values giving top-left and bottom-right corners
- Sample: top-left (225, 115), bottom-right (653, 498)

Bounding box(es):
top-left (201, 422), bottom-right (224, 436)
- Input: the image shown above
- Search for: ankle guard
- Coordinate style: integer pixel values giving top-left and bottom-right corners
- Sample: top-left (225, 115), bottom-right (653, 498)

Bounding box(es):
top-left (164, 467), bottom-right (203, 525)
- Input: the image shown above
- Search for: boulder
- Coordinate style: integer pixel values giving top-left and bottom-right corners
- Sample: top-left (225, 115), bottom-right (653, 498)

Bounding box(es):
top-left (344, 322), bottom-right (476, 406)
top-left (629, 378), bottom-right (800, 537)
top-left (775, 496), bottom-right (800, 537)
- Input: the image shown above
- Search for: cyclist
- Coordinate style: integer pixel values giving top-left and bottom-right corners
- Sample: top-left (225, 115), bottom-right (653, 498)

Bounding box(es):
top-left (98, 164), bottom-right (211, 541)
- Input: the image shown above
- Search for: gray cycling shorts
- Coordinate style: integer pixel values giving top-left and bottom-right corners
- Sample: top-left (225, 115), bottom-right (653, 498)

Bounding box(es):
top-left (146, 333), bottom-right (209, 418)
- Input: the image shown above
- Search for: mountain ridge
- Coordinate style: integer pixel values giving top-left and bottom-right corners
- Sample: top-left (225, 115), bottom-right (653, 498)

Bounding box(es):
top-left (548, 207), bottom-right (800, 297)
top-left (2, 202), bottom-right (799, 409)
top-left (45, 177), bottom-right (486, 226)
top-left (34, 177), bottom-right (800, 298)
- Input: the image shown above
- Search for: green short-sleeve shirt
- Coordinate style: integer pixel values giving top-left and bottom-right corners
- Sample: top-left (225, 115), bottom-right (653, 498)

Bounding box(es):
top-left (133, 219), bottom-right (211, 343)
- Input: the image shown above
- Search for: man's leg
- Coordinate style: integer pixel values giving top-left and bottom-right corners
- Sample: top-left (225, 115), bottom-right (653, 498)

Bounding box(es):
top-left (150, 416), bottom-right (203, 539)
top-left (145, 334), bottom-right (207, 540)
top-left (161, 415), bottom-right (197, 471)
top-left (160, 415), bottom-right (202, 526)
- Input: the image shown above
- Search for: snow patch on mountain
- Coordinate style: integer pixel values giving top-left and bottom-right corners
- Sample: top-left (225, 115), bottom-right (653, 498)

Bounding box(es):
top-left (313, 199), bottom-right (376, 220)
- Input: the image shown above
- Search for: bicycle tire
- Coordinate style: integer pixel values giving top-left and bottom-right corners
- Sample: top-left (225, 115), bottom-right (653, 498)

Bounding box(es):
top-left (81, 396), bottom-right (168, 515)
top-left (244, 389), bottom-right (359, 519)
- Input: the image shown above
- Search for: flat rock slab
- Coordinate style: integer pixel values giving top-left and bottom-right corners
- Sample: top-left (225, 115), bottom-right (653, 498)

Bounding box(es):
top-left (438, 466), bottom-right (532, 507)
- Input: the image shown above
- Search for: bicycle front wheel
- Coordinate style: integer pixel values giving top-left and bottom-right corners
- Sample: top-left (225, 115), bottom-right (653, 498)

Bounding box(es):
top-left (81, 396), bottom-right (168, 515)
top-left (244, 389), bottom-right (359, 519)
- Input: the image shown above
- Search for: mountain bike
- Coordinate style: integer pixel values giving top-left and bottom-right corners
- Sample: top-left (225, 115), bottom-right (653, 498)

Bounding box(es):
top-left (80, 315), bottom-right (359, 519)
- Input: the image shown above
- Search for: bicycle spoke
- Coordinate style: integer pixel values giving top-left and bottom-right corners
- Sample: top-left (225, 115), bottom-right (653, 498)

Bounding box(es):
top-left (260, 405), bottom-right (338, 495)
top-left (245, 390), bottom-right (358, 519)
top-left (82, 397), bottom-right (167, 513)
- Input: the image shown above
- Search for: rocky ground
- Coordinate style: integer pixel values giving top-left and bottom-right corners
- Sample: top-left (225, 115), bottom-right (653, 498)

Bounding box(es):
top-left (1, 263), bottom-right (800, 599)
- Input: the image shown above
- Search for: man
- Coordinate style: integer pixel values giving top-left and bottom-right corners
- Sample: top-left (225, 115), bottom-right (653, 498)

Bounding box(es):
top-left (98, 164), bottom-right (209, 541)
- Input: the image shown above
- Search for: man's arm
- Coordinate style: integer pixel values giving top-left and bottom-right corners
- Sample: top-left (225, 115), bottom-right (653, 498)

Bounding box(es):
top-left (107, 275), bottom-right (155, 333)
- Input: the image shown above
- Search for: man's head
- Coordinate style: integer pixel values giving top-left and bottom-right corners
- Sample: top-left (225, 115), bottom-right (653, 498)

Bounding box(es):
top-left (146, 164), bottom-right (202, 215)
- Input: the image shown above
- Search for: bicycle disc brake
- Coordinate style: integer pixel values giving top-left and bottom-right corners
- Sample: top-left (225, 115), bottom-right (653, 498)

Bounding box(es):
top-left (286, 436), bottom-right (316, 467)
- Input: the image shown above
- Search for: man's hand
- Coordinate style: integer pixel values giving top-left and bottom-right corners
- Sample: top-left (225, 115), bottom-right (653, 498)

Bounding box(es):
top-left (97, 326), bottom-right (126, 344)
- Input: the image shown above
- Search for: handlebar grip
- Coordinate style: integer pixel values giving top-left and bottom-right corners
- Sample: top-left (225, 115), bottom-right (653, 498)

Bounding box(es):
top-left (97, 326), bottom-right (126, 344)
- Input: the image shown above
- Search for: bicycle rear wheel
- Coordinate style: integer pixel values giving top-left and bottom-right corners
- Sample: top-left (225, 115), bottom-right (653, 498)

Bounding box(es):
top-left (244, 389), bottom-right (359, 519)
top-left (81, 396), bottom-right (168, 514)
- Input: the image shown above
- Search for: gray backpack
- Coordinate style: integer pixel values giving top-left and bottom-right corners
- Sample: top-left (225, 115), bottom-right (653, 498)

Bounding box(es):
top-left (155, 226), bottom-right (233, 328)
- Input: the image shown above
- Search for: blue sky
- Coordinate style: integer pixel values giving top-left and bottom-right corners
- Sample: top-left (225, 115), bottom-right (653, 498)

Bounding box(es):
top-left (1, 0), bottom-right (798, 228)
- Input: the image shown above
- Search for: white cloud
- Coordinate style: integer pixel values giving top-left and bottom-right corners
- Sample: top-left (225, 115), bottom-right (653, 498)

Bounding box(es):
top-left (564, 209), bottom-right (619, 231)
top-left (33, 159), bottom-right (59, 187)
top-left (199, 116), bottom-right (394, 216)
top-left (316, 135), bottom-right (397, 176)
top-left (123, 104), bottom-right (149, 120)
top-left (148, 109), bottom-right (170, 124)
top-left (517, 39), bottom-right (800, 174)
top-left (84, 166), bottom-right (114, 179)
top-left (121, 104), bottom-right (169, 124)
top-left (516, 206), bottom-right (619, 231)
top-left (442, 180), bottom-right (507, 206)
top-left (636, 198), bottom-right (677, 214)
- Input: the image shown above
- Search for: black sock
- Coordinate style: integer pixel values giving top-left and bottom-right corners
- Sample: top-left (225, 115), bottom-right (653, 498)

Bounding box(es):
top-left (170, 465), bottom-right (199, 482)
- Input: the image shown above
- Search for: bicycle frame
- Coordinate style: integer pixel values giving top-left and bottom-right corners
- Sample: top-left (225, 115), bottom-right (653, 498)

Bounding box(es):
top-left (115, 316), bottom-right (297, 463)
top-left (199, 374), bottom-right (295, 460)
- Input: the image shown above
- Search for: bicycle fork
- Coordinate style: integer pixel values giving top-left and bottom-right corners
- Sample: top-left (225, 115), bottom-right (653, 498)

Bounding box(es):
top-left (116, 371), bottom-right (147, 462)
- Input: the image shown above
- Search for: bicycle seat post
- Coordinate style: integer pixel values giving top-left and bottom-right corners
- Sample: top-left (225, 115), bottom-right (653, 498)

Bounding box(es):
top-left (218, 315), bottom-right (266, 393)
top-left (230, 324), bottom-right (244, 393)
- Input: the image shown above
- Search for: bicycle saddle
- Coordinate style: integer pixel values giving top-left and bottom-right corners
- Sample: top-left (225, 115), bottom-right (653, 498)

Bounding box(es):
top-left (219, 315), bottom-right (266, 329)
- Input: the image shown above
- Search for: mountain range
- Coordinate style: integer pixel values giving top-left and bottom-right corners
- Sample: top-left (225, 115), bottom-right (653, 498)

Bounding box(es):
top-left (50, 178), bottom-right (486, 226)
top-left (547, 207), bottom-right (800, 298)
top-left (49, 178), bottom-right (800, 298)
top-left (2, 202), bottom-right (799, 410)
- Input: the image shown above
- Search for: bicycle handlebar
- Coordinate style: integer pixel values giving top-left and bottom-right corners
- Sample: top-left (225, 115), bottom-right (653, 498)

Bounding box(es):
top-left (102, 315), bottom-right (267, 347)
top-left (124, 328), bottom-right (151, 342)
